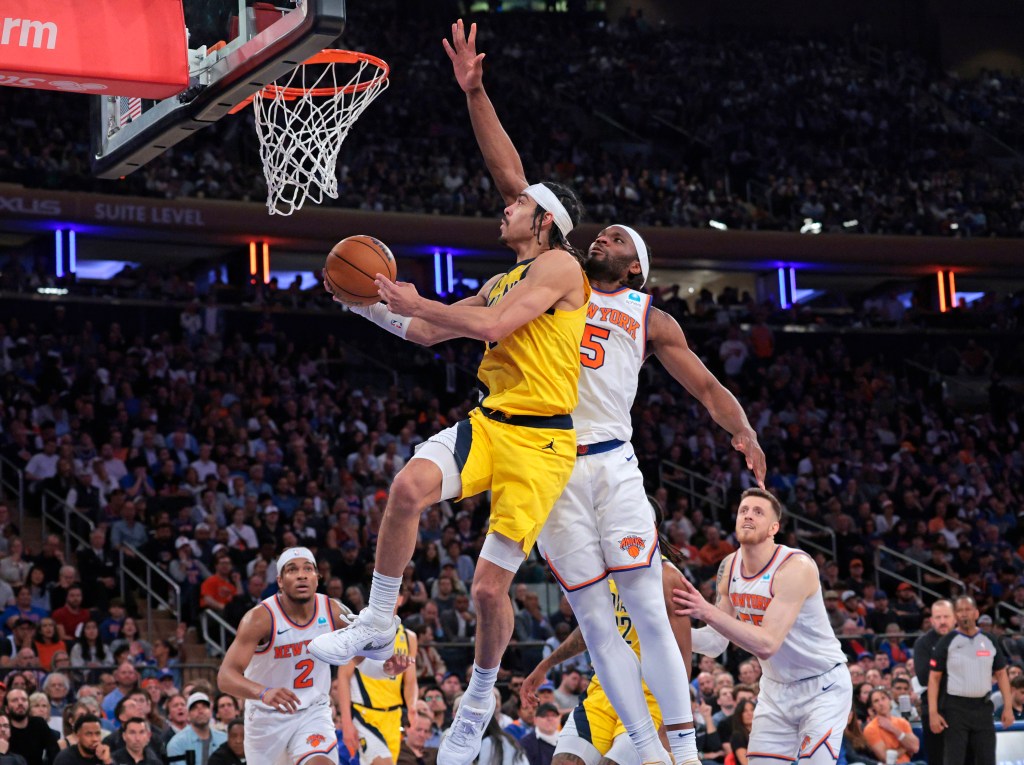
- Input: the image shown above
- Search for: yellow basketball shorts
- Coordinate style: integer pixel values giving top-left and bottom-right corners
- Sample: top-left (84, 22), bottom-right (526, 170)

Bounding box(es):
top-left (557, 681), bottom-right (662, 761)
top-left (413, 407), bottom-right (576, 554)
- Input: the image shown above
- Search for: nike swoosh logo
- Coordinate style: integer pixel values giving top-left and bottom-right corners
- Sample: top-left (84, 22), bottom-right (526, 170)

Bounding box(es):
top-left (822, 682), bottom-right (837, 691)
top-left (626, 454), bottom-right (635, 462)
top-left (277, 628), bottom-right (290, 635)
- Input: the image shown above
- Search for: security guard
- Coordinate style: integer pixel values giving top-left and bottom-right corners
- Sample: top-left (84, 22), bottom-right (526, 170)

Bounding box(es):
top-left (913, 598), bottom-right (955, 765)
top-left (928, 596), bottom-right (1015, 765)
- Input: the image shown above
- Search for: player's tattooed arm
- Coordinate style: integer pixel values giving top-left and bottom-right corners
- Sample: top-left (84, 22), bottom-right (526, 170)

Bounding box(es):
top-left (714, 557), bottom-right (728, 605)
top-left (520, 627), bottom-right (587, 706)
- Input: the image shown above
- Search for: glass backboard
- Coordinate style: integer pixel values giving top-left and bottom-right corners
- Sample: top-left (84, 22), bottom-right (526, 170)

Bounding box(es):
top-left (91, 0), bottom-right (346, 179)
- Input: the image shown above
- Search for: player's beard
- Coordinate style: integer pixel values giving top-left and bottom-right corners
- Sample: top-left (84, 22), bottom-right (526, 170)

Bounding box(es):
top-left (585, 251), bottom-right (633, 283)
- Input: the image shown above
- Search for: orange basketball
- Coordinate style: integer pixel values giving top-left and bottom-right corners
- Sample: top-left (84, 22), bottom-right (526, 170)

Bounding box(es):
top-left (324, 235), bottom-right (397, 307)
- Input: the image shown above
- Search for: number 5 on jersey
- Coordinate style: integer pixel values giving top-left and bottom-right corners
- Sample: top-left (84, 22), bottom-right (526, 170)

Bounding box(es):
top-left (580, 324), bottom-right (610, 369)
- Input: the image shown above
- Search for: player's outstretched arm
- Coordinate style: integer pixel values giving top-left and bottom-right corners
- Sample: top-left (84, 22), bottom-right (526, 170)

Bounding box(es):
top-left (690, 559), bottom-right (730, 658)
top-left (326, 271), bottom-right (499, 346)
top-left (647, 308), bottom-right (766, 488)
top-left (443, 19), bottom-right (528, 205)
top-left (672, 554), bottom-right (817, 660)
top-left (218, 605), bottom-right (301, 713)
top-left (376, 249), bottom-right (584, 344)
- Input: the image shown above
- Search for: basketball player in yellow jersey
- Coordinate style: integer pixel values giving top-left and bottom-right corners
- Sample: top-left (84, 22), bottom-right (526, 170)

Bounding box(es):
top-left (337, 599), bottom-right (419, 765)
top-left (217, 548), bottom-right (409, 765)
top-left (313, 45), bottom-right (590, 765)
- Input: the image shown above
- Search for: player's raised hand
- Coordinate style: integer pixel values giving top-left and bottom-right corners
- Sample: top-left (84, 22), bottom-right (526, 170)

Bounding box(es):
top-left (672, 577), bottom-right (714, 622)
top-left (375, 274), bottom-right (422, 316)
top-left (443, 19), bottom-right (485, 94)
top-left (731, 428), bottom-right (767, 489)
top-left (261, 686), bottom-right (300, 714)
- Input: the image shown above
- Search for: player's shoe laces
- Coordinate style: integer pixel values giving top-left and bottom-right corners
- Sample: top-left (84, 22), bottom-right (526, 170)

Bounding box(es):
top-left (308, 611), bottom-right (399, 665)
top-left (438, 692), bottom-right (495, 765)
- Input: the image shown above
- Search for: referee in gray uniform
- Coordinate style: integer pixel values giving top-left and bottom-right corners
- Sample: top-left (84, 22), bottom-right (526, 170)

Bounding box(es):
top-left (928, 596), bottom-right (1015, 765)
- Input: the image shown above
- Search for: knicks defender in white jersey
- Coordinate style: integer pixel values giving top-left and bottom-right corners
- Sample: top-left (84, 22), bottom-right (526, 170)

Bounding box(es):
top-left (218, 548), bottom-right (407, 765)
top-left (674, 490), bottom-right (852, 763)
top-left (527, 223), bottom-right (767, 765)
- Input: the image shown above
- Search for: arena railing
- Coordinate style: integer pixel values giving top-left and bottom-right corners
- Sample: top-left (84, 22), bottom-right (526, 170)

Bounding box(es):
top-left (873, 544), bottom-right (966, 602)
top-left (118, 547), bottom-right (182, 633)
top-left (200, 609), bottom-right (237, 657)
top-left (40, 489), bottom-right (95, 561)
top-left (0, 454), bottom-right (25, 532)
top-left (785, 512), bottom-right (838, 562)
top-left (658, 460), bottom-right (726, 517)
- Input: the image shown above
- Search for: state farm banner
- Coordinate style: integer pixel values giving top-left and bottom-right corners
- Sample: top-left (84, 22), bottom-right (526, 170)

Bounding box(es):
top-left (0, 0), bottom-right (189, 98)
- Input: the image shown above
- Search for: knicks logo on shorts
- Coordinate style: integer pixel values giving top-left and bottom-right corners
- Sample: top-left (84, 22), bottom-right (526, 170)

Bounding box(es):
top-left (619, 535), bottom-right (646, 559)
top-left (306, 734), bottom-right (326, 748)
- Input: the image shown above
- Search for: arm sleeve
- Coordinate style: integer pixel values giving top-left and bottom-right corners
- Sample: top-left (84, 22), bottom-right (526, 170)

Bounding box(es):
top-left (691, 626), bottom-right (730, 657)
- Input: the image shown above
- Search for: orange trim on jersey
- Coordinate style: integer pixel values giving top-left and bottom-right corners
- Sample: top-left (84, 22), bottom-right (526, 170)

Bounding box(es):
top-left (727, 553), bottom-right (737, 583)
top-left (797, 729), bottom-right (837, 761)
top-left (641, 294), bottom-right (652, 359)
top-left (254, 602), bottom-right (275, 655)
top-left (545, 554), bottom-right (611, 592)
top-left (749, 753), bottom-right (797, 762)
top-left (769, 550), bottom-right (809, 597)
top-left (295, 740), bottom-right (338, 764)
top-left (275, 593), bottom-right (319, 630)
top-left (741, 545), bottom-right (781, 581)
top-left (326, 595), bottom-right (341, 630)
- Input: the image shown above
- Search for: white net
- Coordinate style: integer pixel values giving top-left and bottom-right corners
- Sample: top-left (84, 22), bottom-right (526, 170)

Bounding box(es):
top-left (252, 51), bottom-right (389, 216)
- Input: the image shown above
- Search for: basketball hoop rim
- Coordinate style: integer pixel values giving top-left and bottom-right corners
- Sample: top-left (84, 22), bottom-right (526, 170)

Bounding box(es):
top-left (230, 49), bottom-right (389, 112)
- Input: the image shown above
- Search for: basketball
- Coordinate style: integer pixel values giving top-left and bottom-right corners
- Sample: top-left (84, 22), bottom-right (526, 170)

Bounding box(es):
top-left (324, 235), bottom-right (397, 307)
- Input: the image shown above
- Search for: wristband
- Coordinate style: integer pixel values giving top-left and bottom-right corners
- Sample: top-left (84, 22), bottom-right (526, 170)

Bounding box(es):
top-left (349, 303), bottom-right (412, 340)
top-left (259, 687), bottom-right (271, 702)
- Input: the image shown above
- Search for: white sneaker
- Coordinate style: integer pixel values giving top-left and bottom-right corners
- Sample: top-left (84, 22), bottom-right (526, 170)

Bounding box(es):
top-left (307, 611), bottom-right (399, 665)
top-left (438, 692), bottom-right (495, 765)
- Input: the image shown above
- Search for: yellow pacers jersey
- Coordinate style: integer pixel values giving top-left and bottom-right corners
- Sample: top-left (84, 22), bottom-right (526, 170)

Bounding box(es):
top-left (477, 257), bottom-right (590, 417)
top-left (352, 625), bottom-right (410, 760)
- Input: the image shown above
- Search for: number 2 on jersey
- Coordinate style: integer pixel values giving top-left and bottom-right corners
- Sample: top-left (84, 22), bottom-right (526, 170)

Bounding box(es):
top-left (580, 324), bottom-right (610, 369)
top-left (294, 659), bottom-right (314, 688)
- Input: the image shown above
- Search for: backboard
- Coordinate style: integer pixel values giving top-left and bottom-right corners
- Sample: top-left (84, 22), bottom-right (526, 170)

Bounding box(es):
top-left (91, 0), bottom-right (346, 179)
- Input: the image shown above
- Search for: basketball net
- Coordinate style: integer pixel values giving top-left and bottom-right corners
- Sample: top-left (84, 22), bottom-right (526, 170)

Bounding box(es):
top-left (245, 50), bottom-right (389, 216)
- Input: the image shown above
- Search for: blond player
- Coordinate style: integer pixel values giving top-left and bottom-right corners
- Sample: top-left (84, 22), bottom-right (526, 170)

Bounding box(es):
top-left (673, 490), bottom-right (851, 763)
top-left (218, 548), bottom-right (406, 765)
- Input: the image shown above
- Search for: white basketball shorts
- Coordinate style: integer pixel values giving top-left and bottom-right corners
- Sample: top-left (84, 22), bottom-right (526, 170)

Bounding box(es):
top-left (245, 701), bottom-right (338, 765)
top-left (536, 441), bottom-right (658, 590)
top-left (749, 663), bottom-right (851, 763)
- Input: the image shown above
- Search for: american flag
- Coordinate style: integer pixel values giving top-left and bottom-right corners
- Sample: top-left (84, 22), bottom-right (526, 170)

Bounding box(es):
top-left (117, 96), bottom-right (142, 126)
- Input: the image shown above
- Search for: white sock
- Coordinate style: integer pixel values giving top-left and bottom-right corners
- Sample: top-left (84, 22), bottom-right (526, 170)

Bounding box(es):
top-left (668, 727), bottom-right (698, 764)
top-left (367, 570), bottom-right (402, 627)
top-left (624, 717), bottom-right (665, 763)
top-left (463, 663), bottom-right (498, 708)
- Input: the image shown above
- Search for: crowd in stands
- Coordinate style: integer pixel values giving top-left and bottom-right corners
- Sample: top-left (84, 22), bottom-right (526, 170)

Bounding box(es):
top-left (0, 263), bottom-right (1020, 759)
top-left (2, 6), bottom-right (1023, 238)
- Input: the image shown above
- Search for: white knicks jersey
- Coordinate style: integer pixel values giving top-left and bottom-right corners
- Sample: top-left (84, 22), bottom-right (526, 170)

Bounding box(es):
top-left (727, 545), bottom-right (847, 684)
top-left (573, 286), bottom-right (653, 443)
top-left (244, 593), bottom-right (340, 713)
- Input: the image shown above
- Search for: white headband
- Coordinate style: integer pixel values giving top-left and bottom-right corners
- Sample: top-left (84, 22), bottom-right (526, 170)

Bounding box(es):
top-left (523, 183), bottom-right (574, 238)
top-left (617, 225), bottom-right (650, 286)
top-left (277, 547), bottom-right (316, 572)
